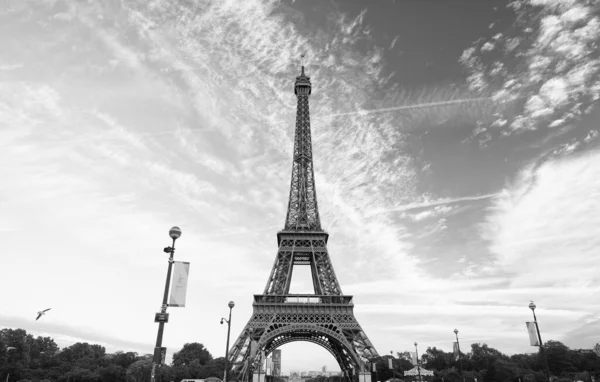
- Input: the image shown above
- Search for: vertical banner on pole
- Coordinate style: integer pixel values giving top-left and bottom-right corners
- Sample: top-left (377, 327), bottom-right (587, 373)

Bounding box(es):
top-left (372, 363), bottom-right (377, 372)
top-left (453, 342), bottom-right (459, 360)
top-left (388, 358), bottom-right (393, 369)
top-left (153, 347), bottom-right (166, 364)
top-left (169, 261), bottom-right (190, 307)
top-left (526, 322), bottom-right (540, 346)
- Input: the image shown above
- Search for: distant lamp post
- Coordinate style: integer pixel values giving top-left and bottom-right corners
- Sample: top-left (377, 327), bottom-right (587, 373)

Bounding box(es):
top-left (150, 226), bottom-right (182, 382)
top-left (454, 329), bottom-right (464, 374)
top-left (529, 301), bottom-right (551, 382)
top-left (4, 348), bottom-right (16, 382)
top-left (221, 301), bottom-right (235, 382)
top-left (414, 342), bottom-right (422, 382)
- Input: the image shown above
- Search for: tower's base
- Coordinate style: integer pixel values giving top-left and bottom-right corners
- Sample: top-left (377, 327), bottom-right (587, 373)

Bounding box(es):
top-left (227, 294), bottom-right (379, 380)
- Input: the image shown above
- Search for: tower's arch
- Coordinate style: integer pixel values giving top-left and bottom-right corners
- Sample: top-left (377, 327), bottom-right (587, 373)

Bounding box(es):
top-left (259, 324), bottom-right (362, 373)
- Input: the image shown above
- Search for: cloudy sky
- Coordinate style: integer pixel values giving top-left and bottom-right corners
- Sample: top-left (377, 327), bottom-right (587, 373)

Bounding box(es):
top-left (1, 0), bottom-right (600, 375)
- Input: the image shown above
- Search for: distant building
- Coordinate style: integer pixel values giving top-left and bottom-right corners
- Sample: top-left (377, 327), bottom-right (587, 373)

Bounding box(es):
top-left (296, 370), bottom-right (341, 378)
top-left (594, 343), bottom-right (600, 356)
top-left (272, 349), bottom-right (282, 377)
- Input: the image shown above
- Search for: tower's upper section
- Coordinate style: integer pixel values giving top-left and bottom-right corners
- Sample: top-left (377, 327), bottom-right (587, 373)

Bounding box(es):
top-left (294, 66), bottom-right (311, 96)
top-left (283, 66), bottom-right (322, 232)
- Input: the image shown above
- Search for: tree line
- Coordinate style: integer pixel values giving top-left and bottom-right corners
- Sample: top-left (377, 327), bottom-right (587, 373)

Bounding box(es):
top-left (364, 341), bottom-right (600, 382)
top-left (2, 328), bottom-right (600, 382)
top-left (0, 328), bottom-right (223, 382)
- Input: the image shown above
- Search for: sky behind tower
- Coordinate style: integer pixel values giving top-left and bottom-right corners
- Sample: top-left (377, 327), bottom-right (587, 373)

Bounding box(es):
top-left (1, 0), bottom-right (600, 375)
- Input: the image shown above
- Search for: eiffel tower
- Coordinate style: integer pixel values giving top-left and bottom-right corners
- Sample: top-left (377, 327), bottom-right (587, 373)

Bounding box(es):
top-left (227, 66), bottom-right (379, 382)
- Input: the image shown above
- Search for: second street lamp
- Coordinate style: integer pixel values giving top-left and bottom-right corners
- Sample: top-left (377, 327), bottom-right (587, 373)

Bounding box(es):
top-left (529, 301), bottom-right (551, 382)
top-left (221, 301), bottom-right (235, 382)
top-left (454, 329), bottom-right (463, 373)
top-left (389, 350), bottom-right (394, 380)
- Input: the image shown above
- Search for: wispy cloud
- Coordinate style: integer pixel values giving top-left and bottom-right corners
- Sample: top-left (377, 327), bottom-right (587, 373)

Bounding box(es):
top-left (461, 0), bottom-right (600, 139)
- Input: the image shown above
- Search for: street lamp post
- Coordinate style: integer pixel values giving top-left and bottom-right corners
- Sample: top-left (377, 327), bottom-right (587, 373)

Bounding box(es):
top-left (414, 342), bottom-right (422, 382)
top-left (454, 329), bottom-right (463, 374)
top-left (222, 301), bottom-right (235, 382)
top-left (529, 302), bottom-right (551, 382)
top-left (389, 350), bottom-right (394, 381)
top-left (150, 226), bottom-right (182, 382)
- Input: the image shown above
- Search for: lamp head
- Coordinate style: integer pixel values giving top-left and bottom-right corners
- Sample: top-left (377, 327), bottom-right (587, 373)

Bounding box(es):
top-left (454, 329), bottom-right (458, 335)
top-left (529, 301), bottom-right (536, 311)
top-left (220, 319), bottom-right (224, 325)
top-left (229, 301), bottom-right (235, 309)
top-left (414, 342), bottom-right (418, 347)
top-left (169, 226), bottom-right (182, 240)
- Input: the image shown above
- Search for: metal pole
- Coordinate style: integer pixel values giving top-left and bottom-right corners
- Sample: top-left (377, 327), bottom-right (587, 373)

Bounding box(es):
top-left (414, 343), bottom-right (422, 382)
top-left (150, 237), bottom-right (176, 382)
top-left (224, 304), bottom-right (234, 382)
top-left (373, 363), bottom-right (377, 382)
top-left (532, 309), bottom-right (551, 382)
top-left (454, 330), bottom-right (463, 373)
top-left (388, 353), bottom-right (393, 382)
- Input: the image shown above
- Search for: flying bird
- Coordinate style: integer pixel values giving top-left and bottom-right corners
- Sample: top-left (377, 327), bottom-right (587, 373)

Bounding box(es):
top-left (36, 308), bottom-right (51, 321)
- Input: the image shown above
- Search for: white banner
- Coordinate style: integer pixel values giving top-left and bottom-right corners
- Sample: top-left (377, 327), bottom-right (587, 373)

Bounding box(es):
top-left (169, 261), bottom-right (190, 307)
top-left (526, 322), bottom-right (540, 346)
top-left (411, 352), bottom-right (418, 366)
top-left (388, 358), bottom-right (393, 369)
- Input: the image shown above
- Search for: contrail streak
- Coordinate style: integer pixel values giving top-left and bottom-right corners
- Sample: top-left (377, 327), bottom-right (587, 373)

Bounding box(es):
top-left (315, 96), bottom-right (492, 119)
top-left (367, 193), bottom-right (499, 217)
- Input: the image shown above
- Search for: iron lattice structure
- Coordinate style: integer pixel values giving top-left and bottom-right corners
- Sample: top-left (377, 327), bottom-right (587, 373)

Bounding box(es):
top-left (228, 67), bottom-right (379, 382)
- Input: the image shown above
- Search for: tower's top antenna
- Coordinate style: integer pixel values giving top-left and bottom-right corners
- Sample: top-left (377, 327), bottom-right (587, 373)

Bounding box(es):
top-left (300, 52), bottom-right (306, 68)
